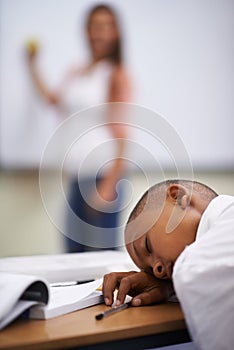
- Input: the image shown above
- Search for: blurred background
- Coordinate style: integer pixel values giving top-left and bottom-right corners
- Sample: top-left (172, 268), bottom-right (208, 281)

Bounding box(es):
top-left (0, 0), bottom-right (233, 257)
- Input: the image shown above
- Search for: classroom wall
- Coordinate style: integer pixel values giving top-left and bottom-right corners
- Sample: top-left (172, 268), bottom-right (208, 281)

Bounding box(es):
top-left (1, 0), bottom-right (233, 258)
top-left (0, 0), bottom-right (233, 170)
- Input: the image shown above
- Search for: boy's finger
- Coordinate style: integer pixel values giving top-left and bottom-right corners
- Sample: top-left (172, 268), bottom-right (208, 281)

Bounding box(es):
top-left (116, 276), bottom-right (133, 305)
top-left (103, 272), bottom-right (130, 305)
top-left (131, 289), bottom-right (165, 307)
top-left (103, 273), bottom-right (119, 305)
top-left (103, 271), bottom-right (138, 305)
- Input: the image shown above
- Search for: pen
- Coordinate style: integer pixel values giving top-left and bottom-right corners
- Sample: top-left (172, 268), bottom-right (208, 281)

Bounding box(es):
top-left (50, 279), bottom-right (94, 287)
top-left (95, 301), bottom-right (131, 320)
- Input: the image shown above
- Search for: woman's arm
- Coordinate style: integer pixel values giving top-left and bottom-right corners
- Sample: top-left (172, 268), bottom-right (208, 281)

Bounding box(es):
top-left (26, 43), bottom-right (59, 105)
top-left (95, 65), bottom-right (131, 203)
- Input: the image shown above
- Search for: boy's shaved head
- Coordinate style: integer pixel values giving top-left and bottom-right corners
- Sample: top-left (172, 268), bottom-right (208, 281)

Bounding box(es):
top-left (125, 179), bottom-right (218, 278)
top-left (128, 179), bottom-right (218, 224)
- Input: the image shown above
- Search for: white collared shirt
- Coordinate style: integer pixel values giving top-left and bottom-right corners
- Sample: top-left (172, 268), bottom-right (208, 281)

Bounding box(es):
top-left (173, 195), bottom-right (234, 350)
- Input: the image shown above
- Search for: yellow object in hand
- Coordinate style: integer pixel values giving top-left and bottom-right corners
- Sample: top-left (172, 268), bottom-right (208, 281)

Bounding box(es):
top-left (26, 39), bottom-right (39, 55)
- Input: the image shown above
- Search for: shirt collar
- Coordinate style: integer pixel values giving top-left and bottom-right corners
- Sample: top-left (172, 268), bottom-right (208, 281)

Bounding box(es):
top-left (196, 195), bottom-right (234, 240)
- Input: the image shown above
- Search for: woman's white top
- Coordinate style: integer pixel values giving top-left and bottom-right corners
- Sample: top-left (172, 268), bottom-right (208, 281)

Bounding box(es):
top-left (61, 60), bottom-right (113, 113)
top-left (59, 60), bottom-right (115, 177)
top-left (173, 195), bottom-right (234, 350)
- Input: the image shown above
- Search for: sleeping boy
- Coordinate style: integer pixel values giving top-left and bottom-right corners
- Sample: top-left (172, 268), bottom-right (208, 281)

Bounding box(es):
top-left (103, 179), bottom-right (234, 350)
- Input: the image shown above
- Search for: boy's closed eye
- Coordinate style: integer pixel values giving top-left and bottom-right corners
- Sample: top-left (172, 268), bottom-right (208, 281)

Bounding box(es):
top-left (145, 236), bottom-right (151, 253)
top-left (145, 235), bottom-right (153, 254)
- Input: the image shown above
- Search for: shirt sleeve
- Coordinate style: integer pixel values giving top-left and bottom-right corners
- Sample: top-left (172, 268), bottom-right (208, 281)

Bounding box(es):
top-left (172, 204), bottom-right (234, 350)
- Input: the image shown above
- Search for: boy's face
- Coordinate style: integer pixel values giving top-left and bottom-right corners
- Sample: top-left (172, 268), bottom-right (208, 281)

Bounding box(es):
top-left (125, 186), bottom-right (202, 280)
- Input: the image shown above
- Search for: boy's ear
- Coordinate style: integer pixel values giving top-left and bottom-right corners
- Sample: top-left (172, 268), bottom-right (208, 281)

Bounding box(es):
top-left (167, 184), bottom-right (189, 209)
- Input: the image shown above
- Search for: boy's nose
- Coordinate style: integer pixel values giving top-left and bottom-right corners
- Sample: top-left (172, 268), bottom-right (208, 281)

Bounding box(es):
top-left (153, 260), bottom-right (168, 279)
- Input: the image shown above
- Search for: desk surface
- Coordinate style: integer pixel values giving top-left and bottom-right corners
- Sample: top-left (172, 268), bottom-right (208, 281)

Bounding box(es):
top-left (0, 302), bottom-right (188, 350)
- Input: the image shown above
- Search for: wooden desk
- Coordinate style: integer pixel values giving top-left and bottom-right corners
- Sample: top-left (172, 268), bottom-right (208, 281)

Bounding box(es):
top-left (0, 303), bottom-right (190, 350)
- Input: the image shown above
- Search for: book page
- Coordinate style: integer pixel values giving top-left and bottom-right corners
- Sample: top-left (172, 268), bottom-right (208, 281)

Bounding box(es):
top-left (0, 272), bottom-right (49, 330)
top-left (0, 273), bottom-right (48, 320)
top-left (30, 279), bottom-right (103, 319)
top-left (48, 278), bottom-right (102, 309)
top-left (0, 300), bottom-right (37, 330)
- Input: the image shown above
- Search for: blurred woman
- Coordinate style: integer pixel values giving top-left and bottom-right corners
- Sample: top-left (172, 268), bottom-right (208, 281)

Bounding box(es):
top-left (26, 4), bottom-right (131, 252)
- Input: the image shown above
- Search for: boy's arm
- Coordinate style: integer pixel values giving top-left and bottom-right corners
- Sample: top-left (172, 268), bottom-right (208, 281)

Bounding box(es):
top-left (103, 270), bottom-right (172, 306)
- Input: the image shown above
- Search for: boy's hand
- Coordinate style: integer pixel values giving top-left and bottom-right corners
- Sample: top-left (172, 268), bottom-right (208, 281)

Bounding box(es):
top-left (103, 271), bottom-right (171, 307)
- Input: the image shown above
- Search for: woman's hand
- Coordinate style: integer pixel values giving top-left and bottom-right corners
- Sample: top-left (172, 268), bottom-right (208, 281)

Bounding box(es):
top-left (96, 177), bottom-right (117, 202)
top-left (88, 177), bottom-right (117, 212)
top-left (103, 270), bottom-right (172, 307)
top-left (26, 39), bottom-right (39, 63)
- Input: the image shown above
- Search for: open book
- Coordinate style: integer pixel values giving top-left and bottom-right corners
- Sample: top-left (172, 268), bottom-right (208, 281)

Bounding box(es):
top-left (0, 272), bottom-right (103, 330)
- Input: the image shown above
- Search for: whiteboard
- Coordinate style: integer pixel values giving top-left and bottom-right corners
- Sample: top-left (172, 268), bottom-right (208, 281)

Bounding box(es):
top-left (0, 0), bottom-right (234, 170)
